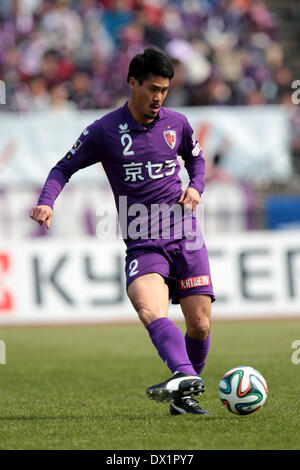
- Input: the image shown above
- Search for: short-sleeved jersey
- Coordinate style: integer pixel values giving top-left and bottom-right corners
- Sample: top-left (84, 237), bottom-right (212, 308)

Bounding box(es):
top-left (38, 102), bottom-right (205, 247)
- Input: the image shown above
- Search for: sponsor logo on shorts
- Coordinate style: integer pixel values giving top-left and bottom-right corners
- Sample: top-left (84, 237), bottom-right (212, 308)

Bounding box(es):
top-left (179, 275), bottom-right (210, 290)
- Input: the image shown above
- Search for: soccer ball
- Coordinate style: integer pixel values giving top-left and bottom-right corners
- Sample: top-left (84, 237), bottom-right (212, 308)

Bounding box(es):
top-left (219, 366), bottom-right (268, 415)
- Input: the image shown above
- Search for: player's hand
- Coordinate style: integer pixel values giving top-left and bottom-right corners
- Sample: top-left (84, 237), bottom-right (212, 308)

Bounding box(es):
top-left (178, 187), bottom-right (200, 211)
top-left (29, 205), bottom-right (53, 229)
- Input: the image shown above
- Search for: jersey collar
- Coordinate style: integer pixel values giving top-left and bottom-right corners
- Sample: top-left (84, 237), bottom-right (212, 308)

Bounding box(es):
top-left (121, 101), bottom-right (162, 131)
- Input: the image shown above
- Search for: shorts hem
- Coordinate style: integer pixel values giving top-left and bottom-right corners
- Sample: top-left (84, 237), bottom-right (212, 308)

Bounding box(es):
top-left (171, 289), bottom-right (215, 305)
top-left (126, 269), bottom-right (172, 292)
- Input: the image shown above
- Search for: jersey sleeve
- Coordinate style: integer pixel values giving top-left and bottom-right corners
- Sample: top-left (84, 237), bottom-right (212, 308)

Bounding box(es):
top-left (37, 120), bottom-right (103, 208)
top-left (179, 117), bottom-right (206, 195)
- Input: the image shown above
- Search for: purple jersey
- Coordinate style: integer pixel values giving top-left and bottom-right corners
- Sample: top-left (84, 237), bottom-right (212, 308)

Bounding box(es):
top-left (38, 102), bottom-right (205, 246)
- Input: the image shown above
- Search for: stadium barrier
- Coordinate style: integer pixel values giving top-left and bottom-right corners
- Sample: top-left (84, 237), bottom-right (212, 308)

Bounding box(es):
top-left (0, 231), bottom-right (299, 325)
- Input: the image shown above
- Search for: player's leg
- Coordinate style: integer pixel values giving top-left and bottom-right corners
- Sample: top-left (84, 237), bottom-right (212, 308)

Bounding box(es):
top-left (127, 273), bottom-right (198, 375)
top-left (180, 294), bottom-right (212, 375)
top-left (127, 272), bottom-right (205, 404)
top-left (166, 242), bottom-right (213, 415)
top-left (171, 239), bottom-right (214, 376)
top-left (127, 272), bottom-right (169, 326)
top-left (167, 295), bottom-right (211, 416)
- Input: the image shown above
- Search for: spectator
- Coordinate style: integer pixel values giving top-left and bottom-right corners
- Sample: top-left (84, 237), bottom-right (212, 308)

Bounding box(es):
top-left (29, 74), bottom-right (51, 110)
top-left (49, 82), bottom-right (76, 112)
top-left (68, 70), bottom-right (95, 109)
top-left (0, 0), bottom-right (295, 111)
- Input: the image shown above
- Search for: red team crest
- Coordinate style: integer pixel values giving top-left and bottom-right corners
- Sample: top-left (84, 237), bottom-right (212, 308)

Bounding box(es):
top-left (163, 130), bottom-right (176, 149)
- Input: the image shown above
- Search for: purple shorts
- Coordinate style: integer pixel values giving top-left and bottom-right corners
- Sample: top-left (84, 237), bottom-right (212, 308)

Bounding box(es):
top-left (125, 238), bottom-right (215, 304)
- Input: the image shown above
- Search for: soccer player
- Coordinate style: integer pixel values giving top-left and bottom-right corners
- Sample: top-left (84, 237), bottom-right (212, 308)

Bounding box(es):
top-left (30, 47), bottom-right (214, 415)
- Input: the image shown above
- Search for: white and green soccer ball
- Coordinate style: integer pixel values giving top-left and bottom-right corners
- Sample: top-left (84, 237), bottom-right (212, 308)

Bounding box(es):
top-left (219, 366), bottom-right (268, 415)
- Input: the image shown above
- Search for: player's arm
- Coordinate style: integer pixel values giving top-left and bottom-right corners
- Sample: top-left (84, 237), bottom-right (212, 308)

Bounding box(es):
top-left (178, 117), bottom-right (205, 210)
top-left (30, 121), bottom-right (103, 229)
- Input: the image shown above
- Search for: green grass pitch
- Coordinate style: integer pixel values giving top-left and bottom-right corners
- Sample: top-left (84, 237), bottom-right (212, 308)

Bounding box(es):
top-left (0, 319), bottom-right (299, 450)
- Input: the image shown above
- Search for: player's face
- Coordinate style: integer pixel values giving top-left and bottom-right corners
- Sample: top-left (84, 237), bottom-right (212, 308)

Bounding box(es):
top-left (129, 74), bottom-right (170, 124)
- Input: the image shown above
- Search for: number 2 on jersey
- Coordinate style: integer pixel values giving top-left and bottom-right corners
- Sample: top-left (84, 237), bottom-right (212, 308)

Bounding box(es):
top-left (121, 134), bottom-right (134, 156)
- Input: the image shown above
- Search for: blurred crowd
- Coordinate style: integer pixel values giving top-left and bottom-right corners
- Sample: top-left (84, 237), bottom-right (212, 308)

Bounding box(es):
top-left (0, 0), bottom-right (296, 112)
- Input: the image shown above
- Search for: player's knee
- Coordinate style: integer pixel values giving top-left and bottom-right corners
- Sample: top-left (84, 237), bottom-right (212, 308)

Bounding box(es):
top-left (188, 324), bottom-right (210, 340)
top-left (138, 305), bottom-right (167, 327)
top-left (187, 311), bottom-right (210, 340)
top-left (128, 290), bottom-right (167, 326)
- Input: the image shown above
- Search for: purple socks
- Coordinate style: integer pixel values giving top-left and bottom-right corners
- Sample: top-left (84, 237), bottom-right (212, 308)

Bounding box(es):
top-left (146, 317), bottom-right (211, 376)
top-left (185, 332), bottom-right (210, 375)
top-left (146, 317), bottom-right (196, 375)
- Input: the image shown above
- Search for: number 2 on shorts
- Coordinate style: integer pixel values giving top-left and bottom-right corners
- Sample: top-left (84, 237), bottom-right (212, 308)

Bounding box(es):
top-left (128, 259), bottom-right (139, 277)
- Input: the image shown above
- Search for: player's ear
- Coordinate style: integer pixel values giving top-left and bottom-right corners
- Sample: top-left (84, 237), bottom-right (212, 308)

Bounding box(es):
top-left (128, 77), bottom-right (138, 91)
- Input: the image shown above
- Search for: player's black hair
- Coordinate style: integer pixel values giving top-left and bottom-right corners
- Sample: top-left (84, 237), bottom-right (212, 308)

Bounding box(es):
top-left (127, 47), bottom-right (174, 84)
